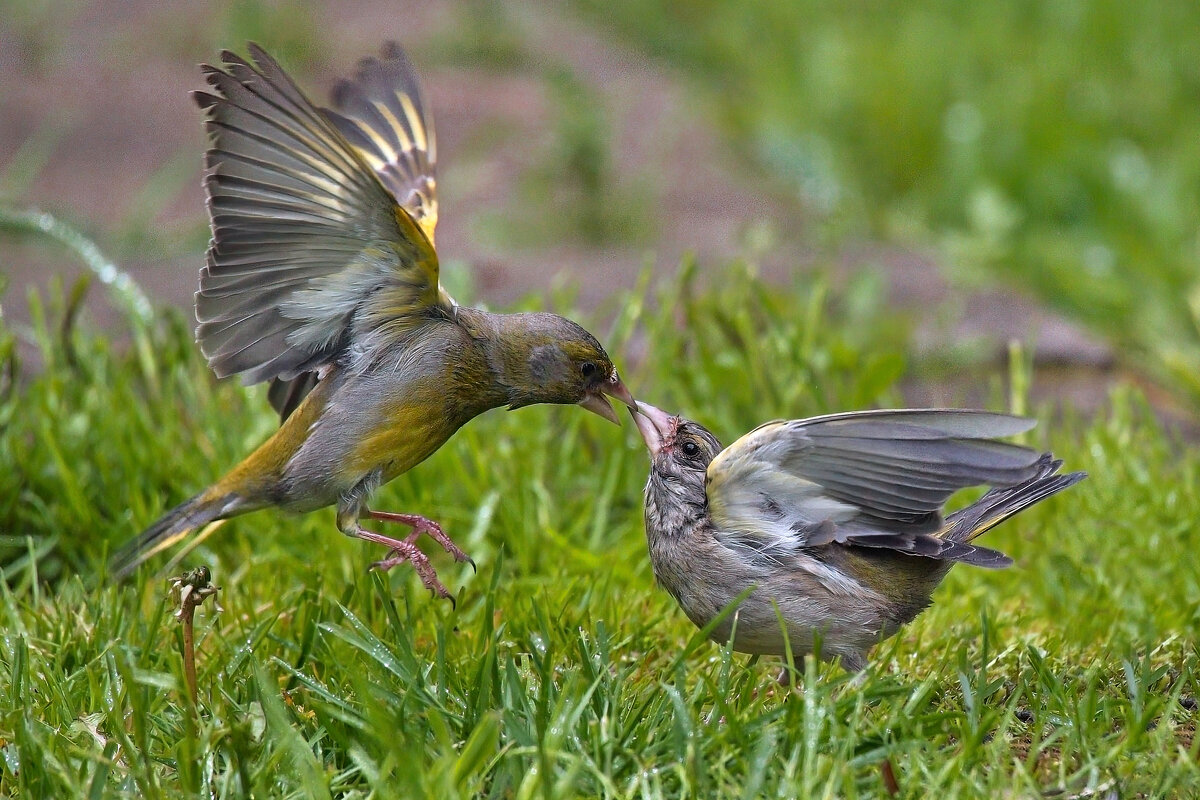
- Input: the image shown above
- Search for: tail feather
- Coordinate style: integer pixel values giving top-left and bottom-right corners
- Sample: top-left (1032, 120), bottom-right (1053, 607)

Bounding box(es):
top-left (944, 453), bottom-right (1086, 545)
top-left (111, 491), bottom-right (234, 580)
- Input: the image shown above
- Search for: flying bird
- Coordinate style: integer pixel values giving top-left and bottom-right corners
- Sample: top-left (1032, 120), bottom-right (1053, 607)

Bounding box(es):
top-left (112, 43), bottom-right (635, 599)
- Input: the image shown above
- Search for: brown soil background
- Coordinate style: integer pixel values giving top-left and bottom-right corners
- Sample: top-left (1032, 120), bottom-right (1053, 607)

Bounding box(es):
top-left (2, 1), bottom-right (1119, 411)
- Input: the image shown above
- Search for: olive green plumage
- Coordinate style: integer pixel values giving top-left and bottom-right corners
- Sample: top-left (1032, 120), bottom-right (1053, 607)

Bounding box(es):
top-left (632, 403), bottom-right (1085, 671)
top-left (112, 43), bottom-right (635, 596)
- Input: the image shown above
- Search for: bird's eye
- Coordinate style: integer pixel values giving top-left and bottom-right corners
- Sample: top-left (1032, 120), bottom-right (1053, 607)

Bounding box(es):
top-left (681, 440), bottom-right (700, 457)
top-left (580, 361), bottom-right (597, 378)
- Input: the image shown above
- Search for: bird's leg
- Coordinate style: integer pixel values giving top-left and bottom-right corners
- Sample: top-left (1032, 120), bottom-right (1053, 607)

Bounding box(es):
top-left (335, 498), bottom-right (476, 602)
top-left (365, 510), bottom-right (475, 569)
top-left (352, 526), bottom-right (453, 601)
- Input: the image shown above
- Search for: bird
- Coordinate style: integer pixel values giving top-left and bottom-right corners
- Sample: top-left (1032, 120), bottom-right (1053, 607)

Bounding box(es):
top-left (110, 42), bottom-right (636, 599)
top-left (630, 402), bottom-right (1085, 671)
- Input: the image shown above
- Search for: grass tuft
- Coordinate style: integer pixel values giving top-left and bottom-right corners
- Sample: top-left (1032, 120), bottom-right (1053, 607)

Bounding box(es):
top-left (1, 257), bottom-right (1198, 796)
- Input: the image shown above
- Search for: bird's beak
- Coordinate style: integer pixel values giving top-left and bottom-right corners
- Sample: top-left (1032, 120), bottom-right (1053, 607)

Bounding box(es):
top-left (578, 372), bottom-right (637, 426)
top-left (630, 401), bottom-right (676, 456)
top-left (604, 371), bottom-right (637, 411)
top-left (579, 392), bottom-right (620, 425)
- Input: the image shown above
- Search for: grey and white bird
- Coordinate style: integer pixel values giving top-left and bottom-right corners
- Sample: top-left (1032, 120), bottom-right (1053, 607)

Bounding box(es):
top-left (632, 402), bottom-right (1085, 671)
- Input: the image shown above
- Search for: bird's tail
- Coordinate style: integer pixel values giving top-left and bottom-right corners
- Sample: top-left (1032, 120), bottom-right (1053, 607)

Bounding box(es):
top-left (944, 453), bottom-right (1086, 545)
top-left (111, 490), bottom-right (238, 580)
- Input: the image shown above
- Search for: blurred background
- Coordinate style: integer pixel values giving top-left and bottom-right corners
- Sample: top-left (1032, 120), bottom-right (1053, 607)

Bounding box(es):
top-left (3, 0), bottom-right (1199, 424)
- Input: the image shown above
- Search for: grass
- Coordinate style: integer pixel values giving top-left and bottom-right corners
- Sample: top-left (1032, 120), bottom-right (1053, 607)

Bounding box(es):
top-left (1, 252), bottom-right (1198, 797)
top-left (3, 5), bottom-right (1200, 795)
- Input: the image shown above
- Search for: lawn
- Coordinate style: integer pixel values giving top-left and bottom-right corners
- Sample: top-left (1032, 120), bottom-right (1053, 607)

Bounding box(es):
top-left (1, 256), bottom-right (1197, 797)
top-left (3, 1), bottom-right (1200, 797)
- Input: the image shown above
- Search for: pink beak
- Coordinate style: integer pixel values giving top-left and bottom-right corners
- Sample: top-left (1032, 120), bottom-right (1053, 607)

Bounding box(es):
top-left (578, 371), bottom-right (637, 425)
top-left (630, 401), bottom-right (677, 456)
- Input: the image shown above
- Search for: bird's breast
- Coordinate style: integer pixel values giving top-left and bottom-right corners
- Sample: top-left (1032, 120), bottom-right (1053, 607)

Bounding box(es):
top-left (278, 327), bottom-right (500, 498)
top-left (337, 365), bottom-right (487, 482)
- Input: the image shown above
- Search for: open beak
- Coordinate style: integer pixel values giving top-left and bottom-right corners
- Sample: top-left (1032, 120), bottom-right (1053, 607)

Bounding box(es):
top-left (604, 371), bottom-right (637, 411)
top-left (630, 401), bottom-right (676, 456)
top-left (578, 371), bottom-right (637, 426)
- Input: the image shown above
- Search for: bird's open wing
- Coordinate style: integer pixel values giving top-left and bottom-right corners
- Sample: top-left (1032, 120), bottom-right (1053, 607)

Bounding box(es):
top-left (706, 410), bottom-right (1042, 565)
top-left (321, 41), bottom-right (440, 248)
top-left (193, 44), bottom-right (450, 389)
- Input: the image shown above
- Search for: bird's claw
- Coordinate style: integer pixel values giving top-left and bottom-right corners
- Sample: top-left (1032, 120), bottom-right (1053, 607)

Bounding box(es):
top-left (367, 541), bottom-right (453, 602)
top-left (358, 511), bottom-right (473, 604)
top-left (417, 520), bottom-right (471, 565)
top-left (365, 510), bottom-right (474, 565)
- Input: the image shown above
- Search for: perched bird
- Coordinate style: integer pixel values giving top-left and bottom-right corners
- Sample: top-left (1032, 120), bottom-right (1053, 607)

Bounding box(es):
top-left (631, 402), bottom-right (1084, 671)
top-left (111, 43), bottom-right (636, 597)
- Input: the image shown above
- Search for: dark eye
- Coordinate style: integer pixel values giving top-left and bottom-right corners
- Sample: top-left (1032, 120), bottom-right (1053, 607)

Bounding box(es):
top-left (580, 361), bottom-right (597, 378)
top-left (681, 441), bottom-right (700, 457)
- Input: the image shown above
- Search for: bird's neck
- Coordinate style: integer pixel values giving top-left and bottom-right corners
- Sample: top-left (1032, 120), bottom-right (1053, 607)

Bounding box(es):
top-left (644, 472), bottom-right (709, 539)
top-left (455, 307), bottom-right (567, 409)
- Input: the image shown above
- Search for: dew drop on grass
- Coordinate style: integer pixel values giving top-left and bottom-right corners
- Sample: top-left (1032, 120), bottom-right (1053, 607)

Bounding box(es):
top-left (2, 742), bottom-right (18, 775)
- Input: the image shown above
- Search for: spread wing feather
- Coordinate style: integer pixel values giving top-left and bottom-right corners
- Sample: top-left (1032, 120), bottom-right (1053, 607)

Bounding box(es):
top-left (707, 409), bottom-right (1044, 563)
top-left (942, 454), bottom-right (1087, 543)
top-left (321, 40), bottom-right (439, 245)
top-left (194, 43), bottom-right (446, 389)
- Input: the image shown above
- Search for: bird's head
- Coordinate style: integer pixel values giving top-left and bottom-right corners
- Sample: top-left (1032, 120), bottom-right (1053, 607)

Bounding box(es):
top-left (499, 313), bottom-right (635, 424)
top-left (631, 402), bottom-right (722, 514)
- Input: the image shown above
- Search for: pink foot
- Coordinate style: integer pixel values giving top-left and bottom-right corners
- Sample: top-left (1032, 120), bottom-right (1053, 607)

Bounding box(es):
top-left (359, 530), bottom-right (451, 600)
top-left (351, 511), bottom-right (475, 604)
top-left (365, 510), bottom-right (475, 570)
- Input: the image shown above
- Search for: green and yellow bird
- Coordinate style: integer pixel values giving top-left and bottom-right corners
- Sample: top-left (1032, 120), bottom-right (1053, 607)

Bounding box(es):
top-left (112, 43), bottom-right (636, 597)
